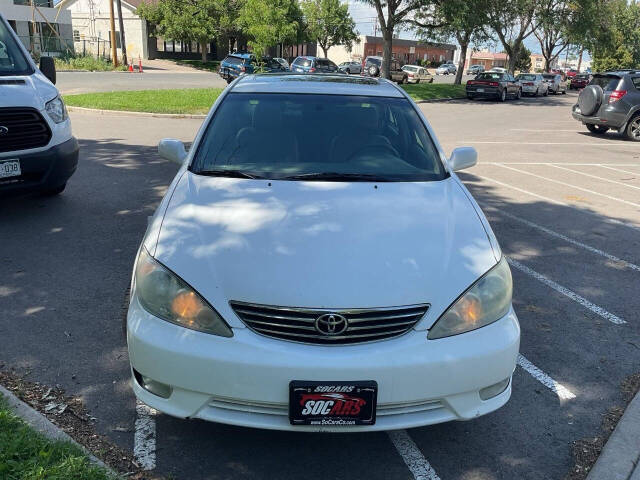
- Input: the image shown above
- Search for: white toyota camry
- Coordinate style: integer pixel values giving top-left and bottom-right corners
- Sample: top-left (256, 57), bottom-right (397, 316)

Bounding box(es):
top-left (126, 74), bottom-right (520, 431)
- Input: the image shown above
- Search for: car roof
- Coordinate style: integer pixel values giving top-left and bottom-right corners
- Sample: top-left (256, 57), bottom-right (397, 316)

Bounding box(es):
top-left (231, 73), bottom-right (405, 98)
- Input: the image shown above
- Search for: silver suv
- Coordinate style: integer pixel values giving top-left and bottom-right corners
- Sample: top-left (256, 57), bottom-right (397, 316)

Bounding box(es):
top-left (572, 70), bottom-right (640, 141)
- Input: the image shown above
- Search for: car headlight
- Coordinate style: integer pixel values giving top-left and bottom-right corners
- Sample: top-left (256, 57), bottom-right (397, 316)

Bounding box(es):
top-left (428, 257), bottom-right (512, 340)
top-left (134, 248), bottom-right (233, 337)
top-left (45, 96), bottom-right (68, 124)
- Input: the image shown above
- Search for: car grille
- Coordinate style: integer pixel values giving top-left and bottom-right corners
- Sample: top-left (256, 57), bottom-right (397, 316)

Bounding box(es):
top-left (0, 108), bottom-right (52, 153)
top-left (230, 302), bottom-right (429, 345)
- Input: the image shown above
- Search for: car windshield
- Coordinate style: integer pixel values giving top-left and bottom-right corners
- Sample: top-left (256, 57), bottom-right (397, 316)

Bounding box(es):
top-left (403, 66), bottom-right (419, 72)
top-left (367, 58), bottom-right (381, 66)
top-left (0, 18), bottom-right (32, 76)
top-left (192, 93), bottom-right (447, 182)
top-left (575, 74), bottom-right (589, 79)
top-left (542, 74), bottom-right (555, 80)
top-left (517, 74), bottom-right (536, 81)
top-left (477, 73), bottom-right (503, 80)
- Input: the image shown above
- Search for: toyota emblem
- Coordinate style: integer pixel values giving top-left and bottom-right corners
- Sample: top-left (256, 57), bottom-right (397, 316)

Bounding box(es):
top-left (0, 126), bottom-right (8, 136)
top-left (315, 313), bottom-right (348, 336)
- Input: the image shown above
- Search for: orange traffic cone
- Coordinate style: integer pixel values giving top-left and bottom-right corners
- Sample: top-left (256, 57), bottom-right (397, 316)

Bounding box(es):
top-left (128, 63), bottom-right (134, 72)
top-left (138, 57), bottom-right (143, 73)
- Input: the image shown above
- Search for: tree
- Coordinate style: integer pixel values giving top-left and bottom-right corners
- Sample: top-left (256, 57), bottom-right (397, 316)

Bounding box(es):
top-left (301, 0), bottom-right (358, 58)
top-left (137, 0), bottom-right (242, 62)
top-left (359, 0), bottom-right (427, 79)
top-left (239, 0), bottom-right (304, 57)
top-left (510, 43), bottom-right (532, 71)
top-left (534, 0), bottom-right (571, 71)
top-left (486, 0), bottom-right (538, 73)
top-left (412, 0), bottom-right (491, 84)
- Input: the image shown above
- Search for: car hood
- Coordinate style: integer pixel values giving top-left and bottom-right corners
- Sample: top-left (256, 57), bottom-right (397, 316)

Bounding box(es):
top-left (150, 174), bottom-right (498, 330)
top-left (0, 71), bottom-right (58, 109)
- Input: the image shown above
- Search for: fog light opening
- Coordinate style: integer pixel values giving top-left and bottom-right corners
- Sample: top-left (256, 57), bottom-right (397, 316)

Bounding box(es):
top-left (133, 369), bottom-right (172, 399)
top-left (479, 377), bottom-right (510, 401)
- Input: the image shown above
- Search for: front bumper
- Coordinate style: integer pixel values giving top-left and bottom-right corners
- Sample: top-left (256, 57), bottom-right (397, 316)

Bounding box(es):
top-left (127, 296), bottom-right (520, 432)
top-left (0, 137), bottom-right (79, 196)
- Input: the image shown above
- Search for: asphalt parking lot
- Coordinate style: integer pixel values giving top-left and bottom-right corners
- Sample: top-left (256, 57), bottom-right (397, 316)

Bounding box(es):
top-left (1, 91), bottom-right (639, 480)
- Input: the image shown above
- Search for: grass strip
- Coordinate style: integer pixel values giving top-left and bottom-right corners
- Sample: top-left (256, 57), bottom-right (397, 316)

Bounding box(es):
top-left (0, 395), bottom-right (115, 480)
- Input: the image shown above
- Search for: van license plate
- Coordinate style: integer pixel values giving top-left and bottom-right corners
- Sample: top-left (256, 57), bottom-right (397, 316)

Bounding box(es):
top-left (0, 160), bottom-right (21, 179)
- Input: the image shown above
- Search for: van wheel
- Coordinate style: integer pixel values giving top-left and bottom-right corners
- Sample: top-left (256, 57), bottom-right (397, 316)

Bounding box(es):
top-left (586, 124), bottom-right (609, 134)
top-left (41, 182), bottom-right (66, 196)
top-left (626, 115), bottom-right (640, 141)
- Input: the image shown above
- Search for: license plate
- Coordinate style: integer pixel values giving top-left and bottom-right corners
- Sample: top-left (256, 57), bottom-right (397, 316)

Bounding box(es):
top-left (289, 381), bottom-right (377, 426)
top-left (0, 159), bottom-right (21, 179)
top-left (477, 88), bottom-right (485, 92)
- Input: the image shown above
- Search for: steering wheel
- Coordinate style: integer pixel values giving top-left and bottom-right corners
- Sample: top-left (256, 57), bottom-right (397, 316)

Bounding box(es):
top-left (345, 143), bottom-right (400, 163)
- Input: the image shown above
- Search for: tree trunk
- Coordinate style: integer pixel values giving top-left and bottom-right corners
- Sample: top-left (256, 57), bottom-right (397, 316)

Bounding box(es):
top-left (455, 42), bottom-right (468, 85)
top-left (321, 45), bottom-right (329, 58)
top-left (382, 27), bottom-right (393, 79)
top-left (507, 42), bottom-right (520, 74)
top-left (577, 46), bottom-right (584, 72)
top-left (201, 41), bottom-right (208, 62)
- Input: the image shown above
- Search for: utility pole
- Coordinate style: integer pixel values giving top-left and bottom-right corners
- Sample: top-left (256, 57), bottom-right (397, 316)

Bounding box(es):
top-left (115, 0), bottom-right (127, 65)
top-left (108, 0), bottom-right (118, 66)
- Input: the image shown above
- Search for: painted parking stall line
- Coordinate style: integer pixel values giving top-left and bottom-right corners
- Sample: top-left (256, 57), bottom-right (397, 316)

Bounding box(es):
top-left (134, 400), bottom-right (157, 471)
top-left (517, 355), bottom-right (576, 400)
top-left (492, 210), bottom-right (640, 272)
top-left (598, 165), bottom-right (640, 176)
top-left (484, 163), bottom-right (640, 166)
top-left (507, 258), bottom-right (626, 325)
top-left (496, 164), bottom-right (640, 208)
top-left (388, 430), bottom-right (442, 480)
top-left (549, 164), bottom-right (640, 191)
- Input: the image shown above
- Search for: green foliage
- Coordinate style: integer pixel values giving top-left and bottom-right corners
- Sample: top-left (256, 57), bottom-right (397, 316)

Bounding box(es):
top-left (137, 0), bottom-right (242, 60)
top-left (588, 0), bottom-right (640, 71)
top-left (238, 0), bottom-right (304, 56)
top-left (513, 44), bottom-right (532, 72)
top-left (64, 88), bottom-right (224, 115)
top-left (0, 397), bottom-right (114, 480)
top-left (401, 83), bottom-right (467, 100)
top-left (301, 0), bottom-right (358, 57)
top-left (486, 0), bottom-right (538, 72)
top-left (54, 54), bottom-right (126, 71)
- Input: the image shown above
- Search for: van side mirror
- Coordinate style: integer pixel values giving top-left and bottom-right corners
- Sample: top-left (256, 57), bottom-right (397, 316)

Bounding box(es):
top-left (158, 139), bottom-right (188, 165)
top-left (449, 147), bottom-right (477, 171)
top-left (40, 56), bottom-right (56, 85)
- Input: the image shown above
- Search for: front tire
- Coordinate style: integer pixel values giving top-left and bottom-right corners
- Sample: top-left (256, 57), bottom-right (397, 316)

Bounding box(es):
top-left (586, 124), bottom-right (609, 135)
top-left (499, 89), bottom-right (507, 102)
top-left (516, 88), bottom-right (522, 99)
top-left (625, 115), bottom-right (640, 141)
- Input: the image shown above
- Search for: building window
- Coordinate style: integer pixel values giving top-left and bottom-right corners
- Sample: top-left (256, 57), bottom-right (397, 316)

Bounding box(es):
top-left (14, 0), bottom-right (53, 5)
top-left (73, 30), bottom-right (80, 41)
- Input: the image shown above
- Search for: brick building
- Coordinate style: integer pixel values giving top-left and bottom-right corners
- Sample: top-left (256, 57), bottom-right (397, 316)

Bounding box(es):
top-left (325, 35), bottom-right (456, 66)
top-left (466, 51), bottom-right (508, 70)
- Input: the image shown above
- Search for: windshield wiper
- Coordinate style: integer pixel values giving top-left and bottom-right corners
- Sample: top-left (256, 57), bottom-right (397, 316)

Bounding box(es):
top-left (198, 169), bottom-right (264, 179)
top-left (281, 172), bottom-right (392, 182)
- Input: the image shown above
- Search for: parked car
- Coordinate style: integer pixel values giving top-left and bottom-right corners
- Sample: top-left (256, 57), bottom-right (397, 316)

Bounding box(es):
top-left (467, 72), bottom-right (522, 101)
top-left (467, 64), bottom-right (485, 75)
top-left (401, 65), bottom-right (433, 83)
top-left (570, 73), bottom-right (591, 90)
top-left (435, 63), bottom-right (457, 75)
top-left (274, 57), bottom-right (289, 69)
top-left (0, 13), bottom-right (78, 197)
top-left (361, 56), bottom-right (408, 84)
top-left (290, 56), bottom-right (339, 74)
top-left (566, 69), bottom-right (578, 78)
top-left (487, 67), bottom-right (507, 74)
top-left (219, 54), bottom-right (286, 83)
top-left (515, 73), bottom-right (549, 97)
top-left (543, 73), bottom-right (567, 94)
top-left (338, 61), bottom-right (362, 74)
top-left (572, 70), bottom-right (640, 141)
top-left (128, 72), bottom-right (520, 432)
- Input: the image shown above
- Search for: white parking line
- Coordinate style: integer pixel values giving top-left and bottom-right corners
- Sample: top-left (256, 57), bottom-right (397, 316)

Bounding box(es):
top-left (494, 211), bottom-right (640, 272)
top-left (598, 165), bottom-right (640, 176)
top-left (134, 400), bottom-right (157, 471)
top-left (471, 173), bottom-right (640, 232)
top-left (507, 258), bottom-right (626, 325)
top-left (517, 355), bottom-right (576, 400)
top-left (496, 164), bottom-right (640, 208)
top-left (549, 164), bottom-right (640, 191)
top-left (458, 141), bottom-right (631, 146)
top-left (484, 163), bottom-right (640, 166)
top-left (388, 430), bottom-right (441, 480)
top-left (510, 129), bottom-right (578, 132)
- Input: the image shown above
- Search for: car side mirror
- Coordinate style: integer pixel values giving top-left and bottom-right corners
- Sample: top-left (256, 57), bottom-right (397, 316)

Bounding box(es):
top-left (449, 147), bottom-right (477, 172)
top-left (158, 138), bottom-right (187, 165)
top-left (39, 56), bottom-right (56, 85)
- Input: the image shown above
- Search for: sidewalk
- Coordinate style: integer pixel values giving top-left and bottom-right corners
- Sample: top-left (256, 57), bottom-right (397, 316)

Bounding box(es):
top-left (587, 389), bottom-right (640, 480)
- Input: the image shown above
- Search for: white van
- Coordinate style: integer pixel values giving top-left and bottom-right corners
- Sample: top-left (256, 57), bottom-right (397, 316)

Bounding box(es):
top-left (0, 13), bottom-right (78, 197)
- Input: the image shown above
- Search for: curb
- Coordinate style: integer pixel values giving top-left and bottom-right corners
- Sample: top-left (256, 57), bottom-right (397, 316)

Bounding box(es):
top-left (587, 389), bottom-right (640, 480)
top-left (415, 97), bottom-right (467, 104)
top-left (67, 105), bottom-right (207, 119)
top-left (0, 384), bottom-right (119, 478)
